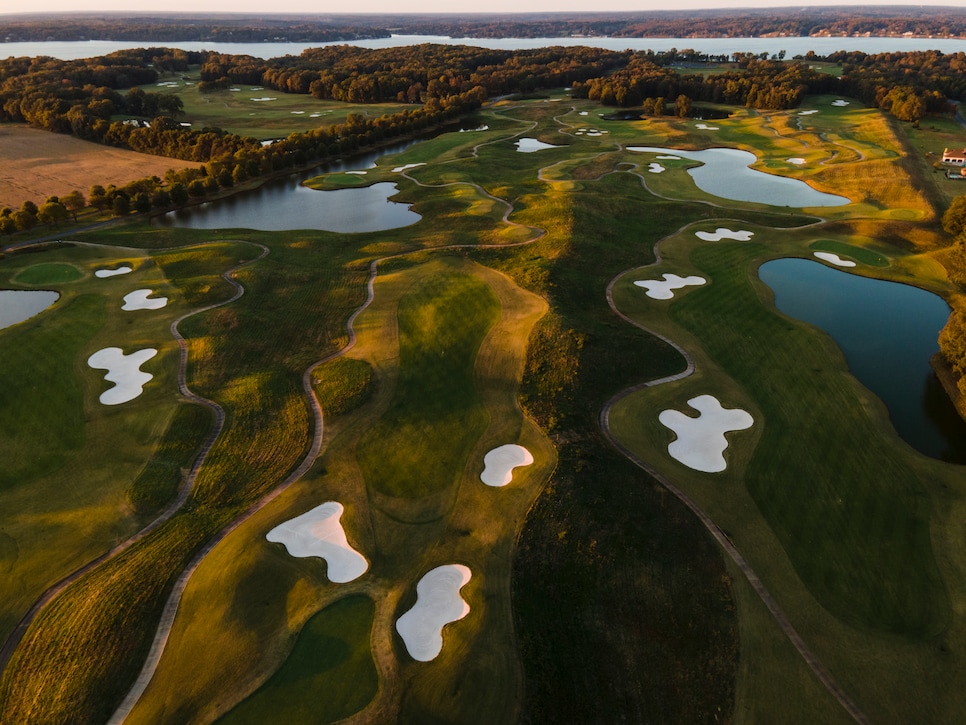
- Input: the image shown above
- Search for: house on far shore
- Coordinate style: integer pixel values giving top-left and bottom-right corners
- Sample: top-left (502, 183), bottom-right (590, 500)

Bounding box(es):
top-left (942, 148), bottom-right (966, 165)
top-left (947, 166), bottom-right (966, 180)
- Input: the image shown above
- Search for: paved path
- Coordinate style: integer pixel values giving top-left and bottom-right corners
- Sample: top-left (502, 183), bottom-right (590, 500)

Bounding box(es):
top-left (600, 220), bottom-right (868, 724)
top-left (0, 239), bottom-right (268, 679)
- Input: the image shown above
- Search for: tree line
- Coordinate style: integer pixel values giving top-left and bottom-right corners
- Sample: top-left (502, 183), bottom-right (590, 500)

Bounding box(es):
top-left (5, 8), bottom-right (966, 43)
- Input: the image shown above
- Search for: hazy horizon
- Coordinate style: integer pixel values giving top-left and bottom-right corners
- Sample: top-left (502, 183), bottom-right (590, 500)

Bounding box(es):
top-left (4, 1), bottom-right (966, 17)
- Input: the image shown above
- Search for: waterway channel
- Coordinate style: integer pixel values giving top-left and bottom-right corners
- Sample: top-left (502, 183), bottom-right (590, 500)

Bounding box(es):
top-left (759, 257), bottom-right (966, 463)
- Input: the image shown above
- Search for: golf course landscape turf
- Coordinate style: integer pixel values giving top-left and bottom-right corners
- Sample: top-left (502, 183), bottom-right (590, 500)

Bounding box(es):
top-left (2, 87), bottom-right (966, 724)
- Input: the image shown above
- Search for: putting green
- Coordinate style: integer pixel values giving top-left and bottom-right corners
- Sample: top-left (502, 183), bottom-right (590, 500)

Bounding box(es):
top-left (13, 262), bottom-right (83, 284)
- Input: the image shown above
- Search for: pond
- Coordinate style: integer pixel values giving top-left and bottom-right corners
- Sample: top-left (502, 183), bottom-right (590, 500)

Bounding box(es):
top-left (153, 141), bottom-right (422, 232)
top-left (627, 146), bottom-right (850, 207)
top-left (0, 290), bottom-right (59, 330)
top-left (759, 257), bottom-right (966, 463)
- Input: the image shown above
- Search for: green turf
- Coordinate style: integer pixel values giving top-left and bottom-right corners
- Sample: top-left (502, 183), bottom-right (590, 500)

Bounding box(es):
top-left (357, 270), bottom-right (499, 500)
top-left (809, 239), bottom-right (890, 267)
top-left (217, 595), bottom-right (377, 725)
top-left (12, 262), bottom-right (84, 284)
top-left (312, 356), bottom-right (374, 417)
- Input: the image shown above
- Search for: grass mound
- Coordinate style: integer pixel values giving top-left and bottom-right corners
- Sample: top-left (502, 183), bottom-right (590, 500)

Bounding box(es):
top-left (13, 263), bottom-right (83, 284)
top-left (217, 595), bottom-right (377, 725)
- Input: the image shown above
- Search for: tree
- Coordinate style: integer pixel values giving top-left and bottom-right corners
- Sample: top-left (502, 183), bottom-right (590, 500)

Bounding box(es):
top-left (675, 94), bottom-right (692, 118)
top-left (111, 195), bottom-right (130, 216)
top-left (169, 183), bottom-right (189, 206)
top-left (62, 190), bottom-right (85, 221)
top-left (942, 195), bottom-right (966, 238)
top-left (132, 192), bottom-right (151, 213)
top-left (37, 200), bottom-right (69, 225)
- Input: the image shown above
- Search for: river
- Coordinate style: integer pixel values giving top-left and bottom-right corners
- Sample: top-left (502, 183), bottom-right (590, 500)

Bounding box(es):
top-left (5, 35), bottom-right (966, 61)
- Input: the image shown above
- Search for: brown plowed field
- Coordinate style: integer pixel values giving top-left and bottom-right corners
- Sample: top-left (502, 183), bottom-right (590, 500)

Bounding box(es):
top-left (0, 124), bottom-right (198, 209)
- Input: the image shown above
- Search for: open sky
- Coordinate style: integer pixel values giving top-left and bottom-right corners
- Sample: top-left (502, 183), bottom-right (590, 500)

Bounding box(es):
top-left (6, 1), bottom-right (966, 15)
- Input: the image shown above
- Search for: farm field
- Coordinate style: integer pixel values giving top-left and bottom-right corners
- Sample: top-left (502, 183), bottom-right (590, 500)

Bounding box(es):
top-left (0, 124), bottom-right (199, 211)
top-left (1, 89), bottom-right (965, 724)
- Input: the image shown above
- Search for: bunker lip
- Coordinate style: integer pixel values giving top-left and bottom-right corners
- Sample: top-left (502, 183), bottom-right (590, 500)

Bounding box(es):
top-left (122, 289), bottom-right (169, 311)
top-left (696, 227), bottom-right (754, 242)
top-left (87, 346), bottom-right (157, 405)
top-left (266, 501), bottom-right (368, 583)
top-left (95, 265), bottom-right (133, 278)
top-left (480, 444), bottom-right (534, 487)
top-left (634, 273), bottom-right (707, 300)
top-left (395, 564), bottom-right (472, 662)
top-left (813, 251), bottom-right (857, 267)
top-left (659, 394), bottom-right (754, 473)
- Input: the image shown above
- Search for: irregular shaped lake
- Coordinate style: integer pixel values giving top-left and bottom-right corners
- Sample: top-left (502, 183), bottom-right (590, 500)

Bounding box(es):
top-left (153, 141), bottom-right (422, 232)
top-left (627, 146), bottom-right (850, 207)
top-left (0, 290), bottom-right (59, 330)
top-left (760, 258), bottom-right (966, 462)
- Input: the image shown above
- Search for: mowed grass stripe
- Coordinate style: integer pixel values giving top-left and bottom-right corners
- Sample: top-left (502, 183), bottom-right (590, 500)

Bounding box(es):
top-left (670, 242), bottom-right (946, 636)
top-left (359, 270), bottom-right (499, 499)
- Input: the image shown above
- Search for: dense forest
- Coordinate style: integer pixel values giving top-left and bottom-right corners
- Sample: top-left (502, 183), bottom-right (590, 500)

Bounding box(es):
top-left (4, 8), bottom-right (966, 44)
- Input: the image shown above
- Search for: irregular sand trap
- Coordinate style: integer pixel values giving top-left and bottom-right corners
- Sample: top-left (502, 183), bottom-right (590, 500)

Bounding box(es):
top-left (291, 110), bottom-right (305, 114)
top-left (656, 155), bottom-right (681, 160)
top-left (579, 111), bottom-right (589, 115)
top-left (95, 265), bottom-right (133, 278)
top-left (832, 99), bottom-right (850, 106)
top-left (121, 289), bottom-right (168, 311)
top-left (814, 251), bottom-right (857, 267)
top-left (459, 124), bottom-right (489, 132)
top-left (392, 162), bottom-right (426, 173)
top-left (346, 170), bottom-right (368, 175)
top-left (648, 162), bottom-right (666, 173)
top-left (634, 273), bottom-right (707, 299)
top-left (87, 347), bottom-right (157, 405)
top-left (695, 228), bottom-right (754, 242)
top-left (798, 109), bottom-right (819, 115)
top-left (516, 138), bottom-right (562, 153)
top-left (309, 113), bottom-right (321, 117)
top-left (480, 444), bottom-right (534, 487)
top-left (266, 501), bottom-right (368, 583)
top-left (787, 157), bottom-right (806, 165)
top-left (250, 97), bottom-right (277, 102)
top-left (395, 565), bottom-right (472, 662)
top-left (659, 394), bottom-right (754, 473)
top-left (229, 87), bottom-right (241, 91)
top-left (695, 123), bottom-right (719, 130)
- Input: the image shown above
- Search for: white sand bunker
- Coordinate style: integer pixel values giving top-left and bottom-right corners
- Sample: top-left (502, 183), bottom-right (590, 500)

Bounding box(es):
top-left (392, 162), bottom-right (426, 173)
top-left (659, 395), bottom-right (754, 473)
top-left (813, 251), bottom-right (856, 267)
top-left (121, 289), bottom-right (168, 311)
top-left (250, 97), bottom-right (277, 102)
top-left (695, 228), bottom-right (754, 242)
top-left (516, 138), bottom-right (562, 153)
top-left (787, 157), bottom-right (806, 165)
top-left (648, 162), bottom-right (666, 173)
top-left (832, 99), bottom-right (850, 106)
top-left (480, 444), bottom-right (534, 487)
top-left (396, 564), bottom-right (471, 662)
top-left (95, 265), bottom-right (132, 278)
top-left (798, 109), bottom-right (819, 116)
top-left (579, 111), bottom-right (589, 115)
top-left (634, 273), bottom-right (706, 300)
top-left (695, 123), bottom-right (719, 130)
top-left (266, 501), bottom-right (368, 583)
top-left (87, 347), bottom-right (157, 405)
top-left (346, 170), bottom-right (368, 175)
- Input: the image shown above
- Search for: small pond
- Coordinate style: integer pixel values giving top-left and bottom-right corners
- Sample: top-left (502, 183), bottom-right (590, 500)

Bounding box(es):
top-left (627, 146), bottom-right (850, 207)
top-left (0, 290), bottom-right (60, 330)
top-left (153, 140), bottom-right (422, 233)
top-left (759, 257), bottom-right (966, 462)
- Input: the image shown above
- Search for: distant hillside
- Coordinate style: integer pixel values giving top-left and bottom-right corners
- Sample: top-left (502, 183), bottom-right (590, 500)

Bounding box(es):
top-left (3, 8), bottom-right (966, 44)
